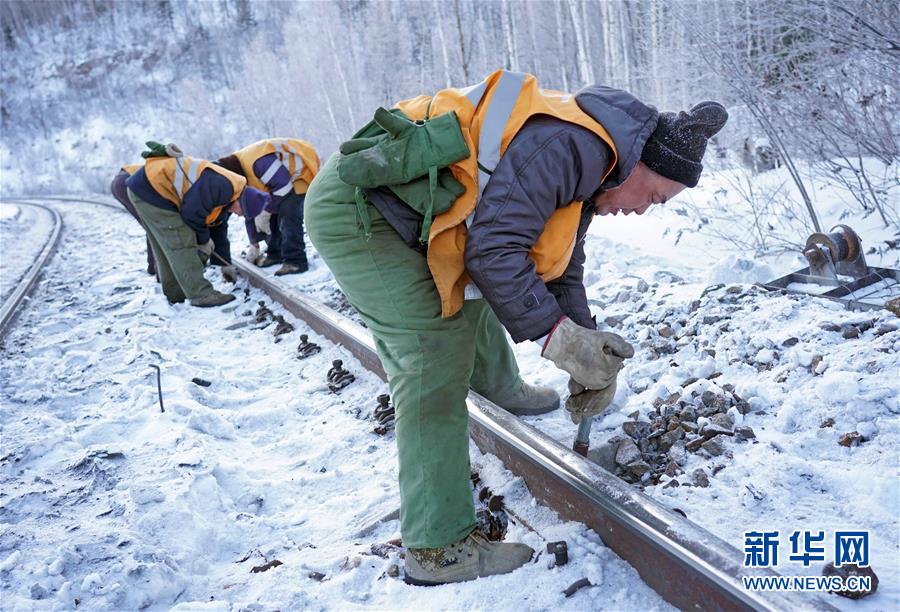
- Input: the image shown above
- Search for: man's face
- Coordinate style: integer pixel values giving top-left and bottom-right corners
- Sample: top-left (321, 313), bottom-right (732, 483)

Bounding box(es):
top-left (229, 199), bottom-right (244, 216)
top-left (592, 161), bottom-right (687, 216)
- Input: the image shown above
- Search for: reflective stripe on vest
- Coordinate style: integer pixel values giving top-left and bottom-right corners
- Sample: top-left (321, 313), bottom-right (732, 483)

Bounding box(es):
top-left (172, 157), bottom-right (200, 199)
top-left (475, 70), bottom-right (527, 200)
top-left (269, 138), bottom-right (305, 181)
top-left (260, 158), bottom-right (283, 184)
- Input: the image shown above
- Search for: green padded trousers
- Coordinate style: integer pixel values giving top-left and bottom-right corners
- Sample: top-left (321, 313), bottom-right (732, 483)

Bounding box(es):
top-left (305, 154), bottom-right (522, 549)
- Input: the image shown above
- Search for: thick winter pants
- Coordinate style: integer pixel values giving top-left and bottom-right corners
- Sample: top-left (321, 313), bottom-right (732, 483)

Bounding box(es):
top-left (265, 193), bottom-right (308, 267)
top-left (306, 154), bottom-right (522, 549)
top-left (111, 170), bottom-right (156, 275)
top-left (128, 189), bottom-right (216, 302)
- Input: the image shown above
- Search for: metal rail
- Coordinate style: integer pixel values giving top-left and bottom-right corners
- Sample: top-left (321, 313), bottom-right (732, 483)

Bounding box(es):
top-left (0, 201), bottom-right (62, 340)
top-left (16, 195), bottom-right (838, 610)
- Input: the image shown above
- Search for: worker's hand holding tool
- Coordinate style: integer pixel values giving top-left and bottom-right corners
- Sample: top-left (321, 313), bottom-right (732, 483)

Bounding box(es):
top-left (566, 378), bottom-right (617, 424)
top-left (543, 317), bottom-right (633, 425)
top-left (197, 239), bottom-right (215, 265)
top-left (542, 317), bottom-right (634, 389)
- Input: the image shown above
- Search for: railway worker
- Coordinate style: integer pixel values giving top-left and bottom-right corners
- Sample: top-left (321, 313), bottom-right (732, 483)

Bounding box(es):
top-left (216, 138), bottom-right (320, 276)
top-left (112, 164), bottom-right (237, 282)
top-left (305, 70), bottom-right (727, 585)
top-left (126, 143), bottom-right (271, 307)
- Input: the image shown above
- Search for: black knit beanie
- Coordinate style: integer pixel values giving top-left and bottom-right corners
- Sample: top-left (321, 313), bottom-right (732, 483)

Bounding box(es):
top-left (641, 101), bottom-right (728, 187)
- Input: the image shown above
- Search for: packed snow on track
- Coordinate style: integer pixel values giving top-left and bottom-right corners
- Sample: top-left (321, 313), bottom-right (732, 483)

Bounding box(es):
top-left (0, 202), bottom-right (671, 610)
top-left (0, 202), bottom-right (55, 304)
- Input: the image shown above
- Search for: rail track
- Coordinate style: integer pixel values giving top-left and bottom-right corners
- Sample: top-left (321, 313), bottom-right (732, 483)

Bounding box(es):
top-left (3, 195), bottom-right (838, 610)
top-left (0, 200), bottom-right (62, 340)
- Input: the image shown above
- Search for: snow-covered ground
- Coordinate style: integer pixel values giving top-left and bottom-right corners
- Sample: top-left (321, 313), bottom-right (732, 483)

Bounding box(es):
top-left (1, 160), bottom-right (898, 610)
top-left (237, 162), bottom-right (899, 610)
top-left (0, 202), bottom-right (55, 304)
top-left (0, 202), bottom-right (671, 610)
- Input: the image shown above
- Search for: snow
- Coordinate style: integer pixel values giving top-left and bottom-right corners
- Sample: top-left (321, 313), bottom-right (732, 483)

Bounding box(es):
top-left (0, 201), bottom-right (55, 304)
top-left (249, 160), bottom-right (899, 610)
top-left (0, 203), bottom-right (671, 610)
top-left (0, 163), bottom-right (897, 609)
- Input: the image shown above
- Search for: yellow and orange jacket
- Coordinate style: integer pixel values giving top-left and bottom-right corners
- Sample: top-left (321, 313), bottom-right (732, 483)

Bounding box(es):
top-left (232, 138), bottom-right (320, 200)
top-left (126, 156), bottom-right (247, 244)
top-left (392, 70), bottom-right (619, 320)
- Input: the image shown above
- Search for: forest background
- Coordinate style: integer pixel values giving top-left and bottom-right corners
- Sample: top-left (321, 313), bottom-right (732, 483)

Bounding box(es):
top-left (1, 0), bottom-right (897, 250)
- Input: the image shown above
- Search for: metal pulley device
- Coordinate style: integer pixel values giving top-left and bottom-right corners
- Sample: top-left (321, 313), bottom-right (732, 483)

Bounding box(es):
top-left (764, 224), bottom-right (900, 312)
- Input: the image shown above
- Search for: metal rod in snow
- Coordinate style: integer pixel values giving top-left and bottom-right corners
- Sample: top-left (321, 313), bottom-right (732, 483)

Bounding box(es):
top-left (149, 364), bottom-right (165, 413)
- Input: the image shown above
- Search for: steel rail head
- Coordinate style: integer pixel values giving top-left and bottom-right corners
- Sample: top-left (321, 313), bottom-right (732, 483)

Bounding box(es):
top-left (0, 200), bottom-right (63, 340)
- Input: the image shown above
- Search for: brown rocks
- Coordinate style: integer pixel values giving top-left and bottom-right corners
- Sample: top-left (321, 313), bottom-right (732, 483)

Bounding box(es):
top-left (734, 426), bottom-right (756, 441)
top-left (822, 562), bottom-right (878, 599)
top-left (626, 460), bottom-right (651, 478)
top-left (692, 468), bottom-right (710, 488)
top-left (604, 314), bottom-right (627, 328)
top-left (658, 429), bottom-right (683, 451)
top-left (842, 326), bottom-right (860, 339)
top-left (622, 420), bottom-right (650, 439)
top-left (810, 355), bottom-right (824, 375)
top-left (820, 417), bottom-right (835, 428)
top-left (709, 412), bottom-right (734, 430)
top-left (838, 431), bottom-right (864, 447)
top-left (701, 424), bottom-right (734, 439)
top-left (615, 438), bottom-right (643, 467)
top-left (686, 436), bottom-right (705, 453)
top-left (886, 296), bottom-right (900, 316)
top-left (701, 435), bottom-right (728, 456)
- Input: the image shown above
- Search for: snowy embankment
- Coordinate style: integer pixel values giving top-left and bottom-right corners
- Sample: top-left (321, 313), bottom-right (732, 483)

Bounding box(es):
top-left (0, 202), bottom-right (55, 304)
top-left (0, 203), bottom-right (670, 610)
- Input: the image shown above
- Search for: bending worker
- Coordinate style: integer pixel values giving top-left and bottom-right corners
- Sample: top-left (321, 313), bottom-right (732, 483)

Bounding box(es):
top-left (126, 143), bottom-right (270, 307)
top-left (217, 138), bottom-right (320, 276)
top-left (113, 162), bottom-right (237, 282)
top-left (305, 70), bottom-right (727, 585)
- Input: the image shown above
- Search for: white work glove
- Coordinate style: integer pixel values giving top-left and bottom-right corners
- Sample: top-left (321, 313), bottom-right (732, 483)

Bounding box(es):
top-left (566, 379), bottom-right (618, 424)
top-left (542, 317), bottom-right (634, 390)
top-left (244, 243), bottom-right (261, 265)
top-left (254, 210), bottom-right (273, 235)
top-left (197, 239), bottom-right (215, 265)
top-left (221, 265), bottom-right (237, 283)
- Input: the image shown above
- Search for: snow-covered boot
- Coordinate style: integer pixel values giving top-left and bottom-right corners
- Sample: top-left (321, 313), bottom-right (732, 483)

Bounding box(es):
top-left (190, 291), bottom-right (236, 308)
top-left (488, 382), bottom-right (559, 416)
top-left (404, 530), bottom-right (533, 586)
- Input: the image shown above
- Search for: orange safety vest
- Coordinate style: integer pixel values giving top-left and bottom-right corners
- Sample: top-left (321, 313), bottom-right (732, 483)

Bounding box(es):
top-left (394, 70), bottom-right (619, 318)
top-left (121, 163), bottom-right (142, 175)
top-left (232, 138), bottom-right (320, 197)
top-left (143, 156), bottom-right (246, 226)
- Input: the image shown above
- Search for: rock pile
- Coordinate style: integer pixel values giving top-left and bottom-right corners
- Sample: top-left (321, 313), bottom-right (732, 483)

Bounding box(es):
top-left (601, 384), bottom-right (756, 488)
